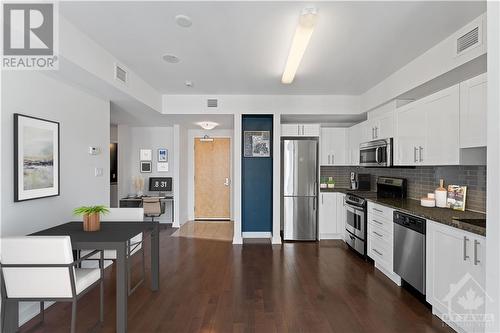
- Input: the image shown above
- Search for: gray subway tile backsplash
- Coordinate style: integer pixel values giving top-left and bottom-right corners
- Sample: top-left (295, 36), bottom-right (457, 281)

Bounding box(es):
top-left (320, 166), bottom-right (486, 213)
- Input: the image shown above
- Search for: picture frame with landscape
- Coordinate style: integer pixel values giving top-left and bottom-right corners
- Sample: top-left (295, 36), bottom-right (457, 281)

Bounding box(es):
top-left (14, 114), bottom-right (60, 202)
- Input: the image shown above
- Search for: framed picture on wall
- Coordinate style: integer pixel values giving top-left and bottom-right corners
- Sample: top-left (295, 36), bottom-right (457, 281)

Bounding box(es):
top-left (158, 148), bottom-right (168, 162)
top-left (244, 131), bottom-right (271, 157)
top-left (157, 162), bottom-right (169, 172)
top-left (140, 149), bottom-right (152, 161)
top-left (14, 113), bottom-right (60, 202)
top-left (140, 161), bottom-right (152, 173)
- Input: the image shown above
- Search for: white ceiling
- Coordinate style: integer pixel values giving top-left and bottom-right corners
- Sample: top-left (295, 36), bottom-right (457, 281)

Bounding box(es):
top-left (61, 1), bottom-right (485, 95)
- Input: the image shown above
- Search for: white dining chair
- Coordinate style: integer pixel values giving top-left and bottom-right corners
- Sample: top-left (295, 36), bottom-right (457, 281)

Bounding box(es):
top-left (79, 208), bottom-right (145, 295)
top-left (0, 236), bottom-right (104, 333)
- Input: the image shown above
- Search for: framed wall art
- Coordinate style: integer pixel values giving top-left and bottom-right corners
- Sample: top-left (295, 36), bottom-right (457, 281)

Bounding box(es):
top-left (158, 148), bottom-right (168, 162)
top-left (243, 131), bottom-right (271, 157)
top-left (140, 149), bottom-right (152, 161)
top-left (140, 161), bottom-right (152, 173)
top-left (14, 114), bottom-right (60, 202)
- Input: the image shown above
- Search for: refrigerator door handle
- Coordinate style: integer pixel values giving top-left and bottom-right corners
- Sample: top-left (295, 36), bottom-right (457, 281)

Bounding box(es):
top-left (313, 197), bottom-right (316, 210)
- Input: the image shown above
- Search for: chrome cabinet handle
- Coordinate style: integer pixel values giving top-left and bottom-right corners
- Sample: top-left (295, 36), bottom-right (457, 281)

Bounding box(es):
top-left (375, 127), bottom-right (378, 138)
top-left (474, 239), bottom-right (480, 265)
top-left (321, 194), bottom-right (324, 205)
top-left (373, 208), bottom-right (383, 213)
top-left (332, 154), bottom-right (334, 165)
top-left (372, 248), bottom-right (383, 256)
top-left (419, 146), bottom-right (423, 162)
top-left (372, 219), bottom-right (383, 225)
top-left (414, 147), bottom-right (418, 163)
top-left (373, 231), bottom-right (383, 237)
top-left (328, 154), bottom-right (331, 164)
top-left (463, 236), bottom-right (469, 261)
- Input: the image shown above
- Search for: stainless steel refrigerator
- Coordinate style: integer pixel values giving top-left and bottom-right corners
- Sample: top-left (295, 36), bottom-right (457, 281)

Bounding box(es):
top-left (281, 138), bottom-right (318, 241)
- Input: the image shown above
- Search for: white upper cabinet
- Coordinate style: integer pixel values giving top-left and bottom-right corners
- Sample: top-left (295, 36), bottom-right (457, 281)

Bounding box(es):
top-left (364, 111), bottom-right (395, 141)
top-left (460, 73), bottom-right (487, 148)
top-left (348, 123), bottom-right (363, 166)
top-left (395, 85), bottom-right (460, 166)
top-left (422, 85), bottom-right (460, 165)
top-left (320, 128), bottom-right (348, 166)
top-left (281, 124), bottom-right (320, 137)
top-left (395, 102), bottom-right (426, 165)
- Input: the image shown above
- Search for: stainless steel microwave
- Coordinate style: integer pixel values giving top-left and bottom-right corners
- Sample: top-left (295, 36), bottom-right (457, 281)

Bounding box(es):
top-left (359, 138), bottom-right (393, 167)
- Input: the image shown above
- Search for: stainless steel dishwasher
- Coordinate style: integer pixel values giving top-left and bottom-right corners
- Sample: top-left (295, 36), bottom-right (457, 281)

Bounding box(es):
top-left (393, 211), bottom-right (426, 294)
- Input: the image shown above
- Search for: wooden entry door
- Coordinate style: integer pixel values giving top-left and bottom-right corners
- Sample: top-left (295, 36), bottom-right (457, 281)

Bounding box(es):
top-left (195, 138), bottom-right (231, 220)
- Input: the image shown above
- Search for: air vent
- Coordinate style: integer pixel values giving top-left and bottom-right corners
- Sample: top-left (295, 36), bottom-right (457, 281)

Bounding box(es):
top-left (207, 98), bottom-right (218, 108)
top-left (114, 63), bottom-right (128, 84)
top-left (457, 26), bottom-right (479, 55)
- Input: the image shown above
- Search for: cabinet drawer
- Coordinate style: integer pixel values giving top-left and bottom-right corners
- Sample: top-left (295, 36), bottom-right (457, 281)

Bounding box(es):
top-left (368, 213), bottom-right (393, 234)
top-left (368, 202), bottom-right (393, 220)
top-left (368, 223), bottom-right (392, 245)
top-left (368, 236), bottom-right (393, 268)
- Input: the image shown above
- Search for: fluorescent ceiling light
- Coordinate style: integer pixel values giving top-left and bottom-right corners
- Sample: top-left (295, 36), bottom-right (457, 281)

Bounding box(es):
top-left (197, 121), bottom-right (218, 130)
top-left (281, 7), bottom-right (318, 84)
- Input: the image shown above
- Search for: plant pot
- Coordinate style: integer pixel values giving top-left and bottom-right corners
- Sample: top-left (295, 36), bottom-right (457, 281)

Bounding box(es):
top-left (83, 212), bottom-right (100, 232)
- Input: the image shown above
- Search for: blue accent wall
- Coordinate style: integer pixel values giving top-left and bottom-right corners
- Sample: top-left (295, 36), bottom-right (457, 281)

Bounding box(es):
top-left (242, 115), bottom-right (273, 232)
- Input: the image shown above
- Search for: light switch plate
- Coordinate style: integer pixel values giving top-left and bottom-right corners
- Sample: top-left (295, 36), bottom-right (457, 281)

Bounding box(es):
top-left (95, 168), bottom-right (104, 177)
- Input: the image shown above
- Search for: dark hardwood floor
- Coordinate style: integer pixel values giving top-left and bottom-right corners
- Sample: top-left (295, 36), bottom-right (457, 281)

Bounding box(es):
top-left (21, 228), bottom-right (453, 333)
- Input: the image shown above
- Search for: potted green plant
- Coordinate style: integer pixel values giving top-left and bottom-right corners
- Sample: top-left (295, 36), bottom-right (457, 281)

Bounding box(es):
top-left (327, 177), bottom-right (335, 189)
top-left (73, 205), bottom-right (110, 232)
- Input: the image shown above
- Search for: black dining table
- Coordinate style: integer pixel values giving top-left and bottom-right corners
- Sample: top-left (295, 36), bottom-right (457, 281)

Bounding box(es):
top-left (3, 221), bottom-right (160, 333)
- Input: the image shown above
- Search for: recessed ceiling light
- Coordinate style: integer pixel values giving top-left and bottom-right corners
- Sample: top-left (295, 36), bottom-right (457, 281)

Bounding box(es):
top-left (281, 7), bottom-right (318, 84)
top-left (185, 80), bottom-right (193, 87)
top-left (197, 121), bottom-right (218, 130)
top-left (162, 54), bottom-right (180, 63)
top-left (175, 14), bottom-right (192, 28)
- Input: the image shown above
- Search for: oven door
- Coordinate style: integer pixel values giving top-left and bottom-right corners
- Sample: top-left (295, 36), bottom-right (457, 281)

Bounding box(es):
top-left (359, 139), bottom-right (392, 167)
top-left (345, 204), bottom-right (365, 240)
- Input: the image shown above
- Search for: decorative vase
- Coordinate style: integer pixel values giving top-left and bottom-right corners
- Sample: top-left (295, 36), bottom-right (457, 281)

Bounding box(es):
top-left (83, 212), bottom-right (101, 232)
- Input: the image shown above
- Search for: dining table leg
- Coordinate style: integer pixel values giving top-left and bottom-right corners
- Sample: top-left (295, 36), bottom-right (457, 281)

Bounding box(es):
top-left (115, 242), bottom-right (128, 333)
top-left (151, 222), bottom-right (160, 291)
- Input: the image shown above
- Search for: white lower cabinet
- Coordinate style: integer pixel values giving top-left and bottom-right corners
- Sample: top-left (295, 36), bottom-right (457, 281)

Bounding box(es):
top-left (426, 220), bottom-right (486, 333)
top-left (367, 202), bottom-right (401, 285)
top-left (318, 192), bottom-right (345, 240)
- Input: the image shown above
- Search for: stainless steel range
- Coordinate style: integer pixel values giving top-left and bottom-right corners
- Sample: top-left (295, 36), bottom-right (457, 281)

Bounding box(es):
top-left (344, 176), bottom-right (407, 257)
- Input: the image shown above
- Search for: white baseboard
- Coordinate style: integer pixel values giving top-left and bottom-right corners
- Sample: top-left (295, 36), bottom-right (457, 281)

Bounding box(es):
top-left (242, 232), bottom-right (272, 238)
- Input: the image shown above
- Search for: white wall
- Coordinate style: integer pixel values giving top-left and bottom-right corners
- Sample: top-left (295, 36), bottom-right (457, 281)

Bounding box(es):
top-left (178, 126), bottom-right (189, 225)
top-left (486, 2), bottom-right (500, 332)
top-left (186, 129), bottom-right (234, 221)
top-left (1, 71), bottom-right (110, 325)
top-left (117, 126), bottom-right (174, 223)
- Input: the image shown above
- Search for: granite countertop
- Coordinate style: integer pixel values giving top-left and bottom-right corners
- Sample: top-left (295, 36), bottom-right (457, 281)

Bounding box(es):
top-left (323, 188), bottom-right (486, 236)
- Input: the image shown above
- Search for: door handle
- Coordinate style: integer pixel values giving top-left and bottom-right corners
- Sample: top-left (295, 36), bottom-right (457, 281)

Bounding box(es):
top-left (372, 219), bottom-right (384, 226)
top-left (372, 207), bottom-right (383, 213)
top-left (321, 194), bottom-right (324, 205)
top-left (463, 236), bottom-right (469, 261)
top-left (224, 178), bottom-right (230, 186)
top-left (331, 154), bottom-right (334, 165)
top-left (328, 154), bottom-right (331, 164)
top-left (474, 239), bottom-right (480, 265)
top-left (313, 197), bottom-right (316, 210)
top-left (373, 231), bottom-right (383, 237)
top-left (372, 127), bottom-right (375, 139)
top-left (375, 127), bottom-right (378, 139)
top-left (419, 146), bottom-right (423, 162)
top-left (375, 147), bottom-right (380, 164)
top-left (414, 147), bottom-right (418, 163)
top-left (372, 248), bottom-right (383, 256)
